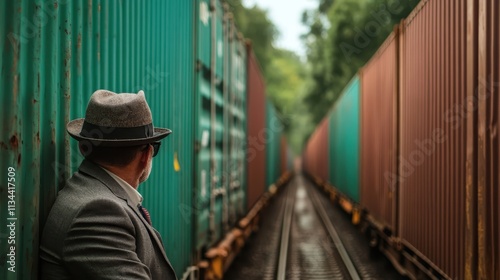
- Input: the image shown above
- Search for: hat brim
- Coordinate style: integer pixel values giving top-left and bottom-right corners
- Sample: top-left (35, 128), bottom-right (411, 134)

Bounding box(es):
top-left (67, 118), bottom-right (172, 147)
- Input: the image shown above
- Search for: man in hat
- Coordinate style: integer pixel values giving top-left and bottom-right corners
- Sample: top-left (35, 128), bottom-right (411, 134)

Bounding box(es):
top-left (40, 90), bottom-right (177, 279)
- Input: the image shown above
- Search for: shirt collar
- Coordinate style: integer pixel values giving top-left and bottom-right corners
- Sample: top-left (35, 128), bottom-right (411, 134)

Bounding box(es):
top-left (100, 167), bottom-right (143, 207)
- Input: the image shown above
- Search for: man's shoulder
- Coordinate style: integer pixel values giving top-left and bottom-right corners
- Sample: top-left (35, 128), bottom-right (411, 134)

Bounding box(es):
top-left (53, 169), bottom-right (123, 214)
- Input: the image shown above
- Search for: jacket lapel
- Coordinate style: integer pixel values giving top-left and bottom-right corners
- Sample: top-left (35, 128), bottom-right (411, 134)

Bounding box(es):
top-left (78, 160), bottom-right (174, 270)
top-left (126, 199), bottom-right (175, 270)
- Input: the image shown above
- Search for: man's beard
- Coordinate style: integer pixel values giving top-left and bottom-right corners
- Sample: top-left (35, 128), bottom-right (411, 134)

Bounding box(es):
top-left (139, 158), bottom-right (153, 183)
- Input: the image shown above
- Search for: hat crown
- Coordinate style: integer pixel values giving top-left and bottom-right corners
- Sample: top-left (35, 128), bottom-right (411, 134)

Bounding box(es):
top-left (66, 89), bottom-right (171, 146)
top-left (84, 90), bottom-right (153, 128)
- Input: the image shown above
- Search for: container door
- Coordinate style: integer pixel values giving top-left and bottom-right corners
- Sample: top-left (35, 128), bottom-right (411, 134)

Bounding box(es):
top-left (227, 29), bottom-right (247, 223)
top-left (195, 0), bottom-right (225, 251)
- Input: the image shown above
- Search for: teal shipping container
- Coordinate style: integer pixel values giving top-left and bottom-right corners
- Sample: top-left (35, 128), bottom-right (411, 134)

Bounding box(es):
top-left (328, 76), bottom-right (360, 203)
top-left (265, 101), bottom-right (283, 188)
top-left (0, 0), bottom-right (249, 278)
top-left (194, 0), bottom-right (247, 252)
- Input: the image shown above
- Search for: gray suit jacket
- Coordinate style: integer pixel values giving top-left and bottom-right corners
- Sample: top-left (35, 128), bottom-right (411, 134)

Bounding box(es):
top-left (40, 160), bottom-right (177, 279)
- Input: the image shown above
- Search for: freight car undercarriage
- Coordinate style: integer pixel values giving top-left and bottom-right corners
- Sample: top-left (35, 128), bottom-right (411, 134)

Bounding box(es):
top-left (308, 172), bottom-right (452, 280)
top-left (198, 172), bottom-right (294, 280)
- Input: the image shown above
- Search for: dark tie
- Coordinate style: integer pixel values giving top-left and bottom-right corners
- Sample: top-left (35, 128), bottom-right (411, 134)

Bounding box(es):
top-left (138, 205), bottom-right (152, 226)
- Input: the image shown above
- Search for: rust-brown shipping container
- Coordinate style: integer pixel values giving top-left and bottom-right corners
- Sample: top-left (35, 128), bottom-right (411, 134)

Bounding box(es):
top-left (398, 0), bottom-right (468, 278)
top-left (246, 44), bottom-right (267, 210)
top-left (477, 1), bottom-right (500, 278)
top-left (280, 135), bottom-right (288, 175)
top-left (317, 118), bottom-right (330, 182)
top-left (360, 30), bottom-right (399, 234)
top-left (303, 117), bottom-right (329, 183)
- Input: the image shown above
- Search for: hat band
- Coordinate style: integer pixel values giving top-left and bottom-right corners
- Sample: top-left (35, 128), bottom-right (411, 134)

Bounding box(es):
top-left (80, 121), bottom-right (154, 140)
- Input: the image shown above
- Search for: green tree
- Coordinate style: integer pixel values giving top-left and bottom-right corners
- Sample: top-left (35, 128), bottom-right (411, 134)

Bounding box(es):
top-left (225, 0), bottom-right (277, 78)
top-left (266, 49), bottom-right (305, 130)
top-left (302, 0), bottom-right (419, 126)
top-left (225, 0), bottom-right (308, 154)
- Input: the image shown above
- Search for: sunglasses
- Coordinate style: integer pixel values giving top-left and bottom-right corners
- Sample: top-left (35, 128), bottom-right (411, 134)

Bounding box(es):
top-left (144, 141), bottom-right (161, 157)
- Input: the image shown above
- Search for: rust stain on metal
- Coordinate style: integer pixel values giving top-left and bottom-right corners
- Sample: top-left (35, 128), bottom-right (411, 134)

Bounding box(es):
top-left (54, 1), bottom-right (58, 9)
top-left (77, 33), bottom-right (82, 49)
top-left (398, 1), bottom-right (469, 278)
top-left (12, 75), bottom-right (19, 104)
top-left (10, 135), bottom-right (19, 149)
top-left (17, 154), bottom-right (21, 166)
top-left (475, 0), bottom-right (499, 278)
top-left (65, 45), bottom-right (72, 67)
top-left (12, 42), bottom-right (19, 103)
top-left (51, 127), bottom-right (55, 145)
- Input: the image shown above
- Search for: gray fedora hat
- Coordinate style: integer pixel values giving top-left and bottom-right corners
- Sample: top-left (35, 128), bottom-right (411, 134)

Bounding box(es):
top-left (67, 90), bottom-right (171, 146)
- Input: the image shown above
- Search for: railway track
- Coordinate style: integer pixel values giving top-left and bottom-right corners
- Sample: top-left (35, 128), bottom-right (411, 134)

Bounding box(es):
top-left (225, 175), bottom-right (403, 280)
top-left (276, 176), bottom-right (360, 280)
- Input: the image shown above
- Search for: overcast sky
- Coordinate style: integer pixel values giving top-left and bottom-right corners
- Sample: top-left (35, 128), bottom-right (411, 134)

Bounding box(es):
top-left (243, 0), bottom-right (317, 57)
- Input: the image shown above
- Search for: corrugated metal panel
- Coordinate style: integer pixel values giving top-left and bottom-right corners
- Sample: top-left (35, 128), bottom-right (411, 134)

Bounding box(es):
top-left (477, 1), bottom-right (499, 278)
top-left (226, 13), bottom-right (247, 227)
top-left (0, 0), bottom-right (195, 278)
top-left (194, 0), bottom-right (247, 249)
top-left (317, 118), bottom-right (329, 182)
top-left (303, 117), bottom-right (329, 183)
top-left (399, 0), bottom-right (468, 278)
top-left (465, 0), bottom-right (478, 278)
top-left (329, 76), bottom-right (360, 203)
top-left (265, 101), bottom-right (282, 188)
top-left (141, 1), bottom-right (195, 275)
top-left (360, 31), bottom-right (399, 233)
top-left (245, 44), bottom-right (266, 211)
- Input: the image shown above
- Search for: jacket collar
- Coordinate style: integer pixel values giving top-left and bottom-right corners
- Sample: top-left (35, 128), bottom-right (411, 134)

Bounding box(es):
top-left (79, 159), bottom-right (130, 201)
top-left (77, 160), bottom-right (174, 269)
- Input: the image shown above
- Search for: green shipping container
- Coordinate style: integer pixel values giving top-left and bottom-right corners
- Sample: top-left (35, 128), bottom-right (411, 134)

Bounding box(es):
top-left (328, 76), bottom-right (360, 203)
top-left (194, 0), bottom-right (247, 251)
top-left (0, 0), bottom-right (195, 278)
top-left (265, 101), bottom-right (283, 188)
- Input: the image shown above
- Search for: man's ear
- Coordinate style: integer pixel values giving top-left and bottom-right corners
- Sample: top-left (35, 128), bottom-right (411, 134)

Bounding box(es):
top-left (140, 145), bottom-right (152, 164)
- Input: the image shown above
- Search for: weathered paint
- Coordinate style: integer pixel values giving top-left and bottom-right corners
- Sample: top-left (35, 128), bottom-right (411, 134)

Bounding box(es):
top-left (328, 76), bottom-right (360, 203)
top-left (0, 0), bottom-right (196, 277)
top-left (465, 0), bottom-right (479, 278)
top-left (226, 14), bottom-right (248, 228)
top-left (476, 1), bottom-right (499, 278)
top-left (265, 101), bottom-right (283, 188)
top-left (246, 44), bottom-right (267, 211)
top-left (303, 117), bottom-right (329, 184)
top-left (399, 0), bottom-right (468, 278)
top-left (194, 0), bottom-right (247, 250)
top-left (301, 0), bottom-right (498, 278)
top-left (360, 30), bottom-right (399, 234)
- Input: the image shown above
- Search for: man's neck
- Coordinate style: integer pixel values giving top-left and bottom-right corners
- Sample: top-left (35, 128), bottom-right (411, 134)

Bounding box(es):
top-left (96, 162), bottom-right (140, 188)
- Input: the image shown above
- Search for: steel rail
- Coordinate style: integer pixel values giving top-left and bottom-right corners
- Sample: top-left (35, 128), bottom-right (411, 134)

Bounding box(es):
top-left (276, 186), bottom-right (296, 280)
top-left (306, 179), bottom-right (361, 280)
